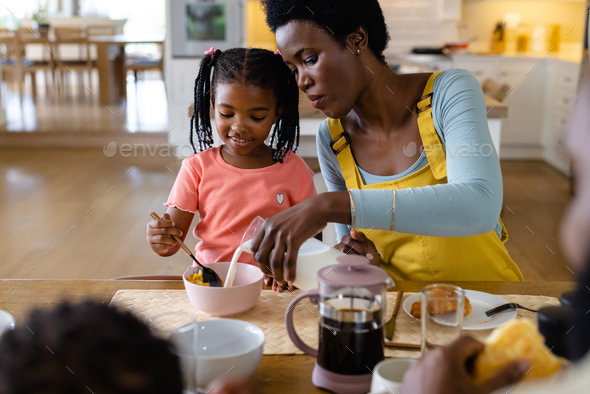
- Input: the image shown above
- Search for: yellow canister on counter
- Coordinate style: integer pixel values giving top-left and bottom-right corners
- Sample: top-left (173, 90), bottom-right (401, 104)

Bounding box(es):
top-left (549, 24), bottom-right (561, 52)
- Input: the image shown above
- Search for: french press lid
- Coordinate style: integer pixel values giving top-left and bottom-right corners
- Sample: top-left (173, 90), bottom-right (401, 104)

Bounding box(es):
top-left (317, 255), bottom-right (390, 287)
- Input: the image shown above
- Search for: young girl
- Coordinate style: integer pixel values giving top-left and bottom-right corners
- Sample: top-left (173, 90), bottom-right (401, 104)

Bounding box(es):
top-left (147, 47), bottom-right (316, 278)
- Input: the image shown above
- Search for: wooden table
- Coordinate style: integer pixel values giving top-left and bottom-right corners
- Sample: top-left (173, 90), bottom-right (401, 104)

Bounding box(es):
top-left (90, 35), bottom-right (164, 105)
top-left (0, 280), bottom-right (575, 393)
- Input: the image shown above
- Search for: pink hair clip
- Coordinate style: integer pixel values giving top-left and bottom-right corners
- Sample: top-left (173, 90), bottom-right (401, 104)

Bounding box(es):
top-left (204, 47), bottom-right (216, 56)
top-left (274, 50), bottom-right (281, 56)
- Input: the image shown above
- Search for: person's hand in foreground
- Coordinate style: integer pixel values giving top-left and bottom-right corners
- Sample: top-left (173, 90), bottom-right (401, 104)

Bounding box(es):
top-left (401, 336), bottom-right (530, 394)
top-left (335, 228), bottom-right (381, 266)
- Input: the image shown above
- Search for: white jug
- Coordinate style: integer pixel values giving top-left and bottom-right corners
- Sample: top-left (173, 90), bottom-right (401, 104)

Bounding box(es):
top-left (238, 216), bottom-right (345, 291)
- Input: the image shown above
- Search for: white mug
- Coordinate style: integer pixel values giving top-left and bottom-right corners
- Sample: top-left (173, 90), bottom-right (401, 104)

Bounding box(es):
top-left (370, 358), bottom-right (415, 394)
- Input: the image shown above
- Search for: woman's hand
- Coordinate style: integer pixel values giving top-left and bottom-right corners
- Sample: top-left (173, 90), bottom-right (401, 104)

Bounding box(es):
top-left (335, 229), bottom-right (381, 266)
top-left (400, 336), bottom-right (529, 394)
top-left (250, 192), bottom-right (351, 291)
top-left (147, 209), bottom-right (193, 256)
top-left (250, 196), bottom-right (328, 291)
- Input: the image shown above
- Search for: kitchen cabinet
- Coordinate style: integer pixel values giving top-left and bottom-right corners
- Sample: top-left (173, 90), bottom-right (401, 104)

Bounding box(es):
top-left (542, 59), bottom-right (580, 174)
top-left (166, 58), bottom-right (202, 149)
top-left (439, 0), bottom-right (463, 21)
top-left (452, 58), bottom-right (498, 84)
top-left (453, 56), bottom-right (544, 156)
top-left (500, 59), bottom-right (544, 149)
top-left (453, 54), bottom-right (580, 174)
top-left (169, 60), bottom-right (200, 104)
top-left (499, 60), bottom-right (540, 88)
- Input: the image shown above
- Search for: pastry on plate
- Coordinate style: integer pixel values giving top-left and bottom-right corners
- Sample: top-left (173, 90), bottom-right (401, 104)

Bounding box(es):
top-left (411, 287), bottom-right (472, 318)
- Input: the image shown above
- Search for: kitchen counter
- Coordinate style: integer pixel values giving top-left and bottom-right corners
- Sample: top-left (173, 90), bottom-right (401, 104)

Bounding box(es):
top-left (297, 91), bottom-right (506, 156)
top-left (191, 87), bottom-right (506, 120)
top-left (456, 42), bottom-right (584, 64)
top-left (298, 90), bottom-right (507, 119)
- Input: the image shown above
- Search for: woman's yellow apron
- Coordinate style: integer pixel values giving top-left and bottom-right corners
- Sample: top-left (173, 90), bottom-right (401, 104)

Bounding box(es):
top-left (328, 72), bottom-right (523, 282)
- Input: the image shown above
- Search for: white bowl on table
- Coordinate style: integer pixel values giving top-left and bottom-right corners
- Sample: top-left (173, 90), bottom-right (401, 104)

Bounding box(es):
top-left (183, 262), bottom-right (264, 317)
top-left (195, 319), bottom-right (265, 389)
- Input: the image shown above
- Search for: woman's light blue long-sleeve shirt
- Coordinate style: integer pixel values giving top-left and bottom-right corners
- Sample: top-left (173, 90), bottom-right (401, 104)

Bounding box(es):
top-left (316, 69), bottom-right (505, 242)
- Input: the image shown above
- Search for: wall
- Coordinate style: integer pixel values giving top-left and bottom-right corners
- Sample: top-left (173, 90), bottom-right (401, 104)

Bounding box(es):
top-left (246, 0), bottom-right (277, 50)
top-left (462, 1), bottom-right (587, 51)
top-left (241, 0), bottom-right (462, 53)
top-left (380, 0), bottom-right (461, 52)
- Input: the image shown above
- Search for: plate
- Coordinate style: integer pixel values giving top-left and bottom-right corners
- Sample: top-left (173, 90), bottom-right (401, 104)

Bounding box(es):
top-left (403, 290), bottom-right (517, 330)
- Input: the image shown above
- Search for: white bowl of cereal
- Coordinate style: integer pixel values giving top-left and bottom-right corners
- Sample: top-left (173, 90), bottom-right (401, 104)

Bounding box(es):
top-left (183, 262), bottom-right (264, 317)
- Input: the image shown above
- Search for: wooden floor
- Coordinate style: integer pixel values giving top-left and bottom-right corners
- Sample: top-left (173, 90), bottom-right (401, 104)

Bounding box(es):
top-left (0, 72), bottom-right (169, 147)
top-left (0, 147), bottom-right (572, 281)
top-left (500, 161), bottom-right (573, 281)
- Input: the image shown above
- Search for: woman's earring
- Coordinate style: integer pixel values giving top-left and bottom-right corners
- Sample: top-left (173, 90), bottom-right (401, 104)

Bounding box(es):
top-left (356, 49), bottom-right (361, 54)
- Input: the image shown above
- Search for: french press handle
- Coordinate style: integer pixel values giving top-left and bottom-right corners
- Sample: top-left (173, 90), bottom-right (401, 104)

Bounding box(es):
top-left (284, 289), bottom-right (320, 358)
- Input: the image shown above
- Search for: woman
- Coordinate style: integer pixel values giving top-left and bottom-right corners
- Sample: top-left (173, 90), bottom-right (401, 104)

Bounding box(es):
top-left (401, 28), bottom-right (590, 394)
top-left (251, 0), bottom-right (523, 288)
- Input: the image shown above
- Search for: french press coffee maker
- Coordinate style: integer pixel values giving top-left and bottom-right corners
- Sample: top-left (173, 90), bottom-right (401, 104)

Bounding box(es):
top-left (285, 255), bottom-right (394, 394)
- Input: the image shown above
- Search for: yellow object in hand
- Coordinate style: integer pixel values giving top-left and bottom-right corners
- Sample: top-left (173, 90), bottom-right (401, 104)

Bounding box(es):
top-left (473, 319), bottom-right (565, 385)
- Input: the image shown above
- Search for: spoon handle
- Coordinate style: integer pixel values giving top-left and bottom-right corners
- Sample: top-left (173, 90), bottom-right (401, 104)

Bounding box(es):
top-left (150, 212), bottom-right (195, 258)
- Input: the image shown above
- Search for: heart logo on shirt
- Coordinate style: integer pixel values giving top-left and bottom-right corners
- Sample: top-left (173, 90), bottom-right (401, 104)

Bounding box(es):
top-left (276, 193), bottom-right (284, 205)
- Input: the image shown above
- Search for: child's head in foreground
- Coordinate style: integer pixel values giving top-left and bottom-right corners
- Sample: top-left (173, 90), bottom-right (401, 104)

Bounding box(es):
top-left (191, 47), bottom-right (300, 163)
top-left (0, 301), bottom-right (182, 394)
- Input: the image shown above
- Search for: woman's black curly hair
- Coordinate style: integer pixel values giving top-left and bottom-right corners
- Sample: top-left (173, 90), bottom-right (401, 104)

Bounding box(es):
top-left (191, 47), bottom-right (300, 163)
top-left (0, 302), bottom-right (183, 394)
top-left (262, 0), bottom-right (390, 64)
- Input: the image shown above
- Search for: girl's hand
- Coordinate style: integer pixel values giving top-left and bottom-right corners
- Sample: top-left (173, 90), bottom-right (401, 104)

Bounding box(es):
top-left (334, 229), bottom-right (381, 266)
top-left (146, 212), bottom-right (184, 255)
top-left (264, 275), bottom-right (287, 292)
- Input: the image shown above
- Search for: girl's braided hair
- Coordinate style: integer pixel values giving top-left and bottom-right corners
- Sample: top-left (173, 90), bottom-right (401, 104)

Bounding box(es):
top-left (190, 47), bottom-right (300, 163)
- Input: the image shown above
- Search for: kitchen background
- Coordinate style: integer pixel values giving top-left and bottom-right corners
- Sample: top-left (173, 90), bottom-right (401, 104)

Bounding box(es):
top-left (1, 0), bottom-right (588, 281)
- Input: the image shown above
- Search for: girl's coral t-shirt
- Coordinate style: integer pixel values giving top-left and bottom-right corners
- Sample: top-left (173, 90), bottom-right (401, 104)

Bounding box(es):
top-left (165, 147), bottom-right (316, 266)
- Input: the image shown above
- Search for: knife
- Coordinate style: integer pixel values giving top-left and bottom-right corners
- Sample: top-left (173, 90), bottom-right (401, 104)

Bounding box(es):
top-left (384, 341), bottom-right (420, 350)
top-left (385, 291), bottom-right (404, 341)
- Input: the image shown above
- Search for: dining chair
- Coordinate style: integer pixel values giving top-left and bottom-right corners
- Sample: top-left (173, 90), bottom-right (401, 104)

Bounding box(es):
top-left (53, 27), bottom-right (93, 100)
top-left (124, 42), bottom-right (165, 85)
top-left (0, 28), bottom-right (14, 83)
top-left (0, 33), bottom-right (54, 102)
top-left (85, 25), bottom-right (117, 37)
top-left (0, 27), bottom-right (11, 40)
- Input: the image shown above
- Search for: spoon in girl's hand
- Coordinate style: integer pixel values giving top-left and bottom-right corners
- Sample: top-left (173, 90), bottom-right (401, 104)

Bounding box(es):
top-left (150, 212), bottom-right (223, 287)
